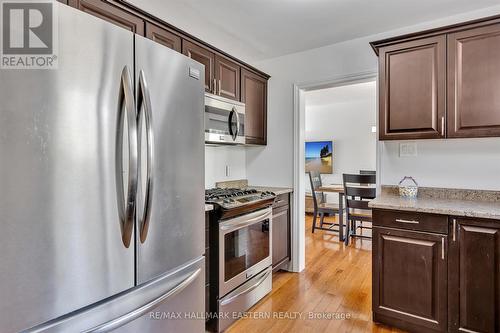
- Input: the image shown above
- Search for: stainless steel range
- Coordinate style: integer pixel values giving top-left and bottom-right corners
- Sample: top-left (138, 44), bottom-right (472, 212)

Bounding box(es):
top-left (206, 188), bottom-right (275, 332)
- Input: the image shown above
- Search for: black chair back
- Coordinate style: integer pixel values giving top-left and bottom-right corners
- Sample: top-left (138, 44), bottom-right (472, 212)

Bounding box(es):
top-left (359, 170), bottom-right (376, 175)
top-left (308, 171), bottom-right (324, 211)
top-left (343, 173), bottom-right (376, 214)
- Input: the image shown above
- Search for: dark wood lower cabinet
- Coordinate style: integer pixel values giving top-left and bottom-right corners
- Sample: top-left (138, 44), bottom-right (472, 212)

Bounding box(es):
top-left (272, 193), bottom-right (291, 271)
top-left (374, 210), bottom-right (500, 333)
top-left (448, 218), bottom-right (500, 333)
top-left (373, 226), bottom-right (448, 332)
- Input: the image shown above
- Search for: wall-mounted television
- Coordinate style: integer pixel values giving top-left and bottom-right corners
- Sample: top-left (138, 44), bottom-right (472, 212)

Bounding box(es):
top-left (305, 141), bottom-right (333, 174)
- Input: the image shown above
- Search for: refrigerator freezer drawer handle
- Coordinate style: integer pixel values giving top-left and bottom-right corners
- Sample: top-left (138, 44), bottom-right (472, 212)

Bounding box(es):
top-left (137, 70), bottom-right (155, 244)
top-left (116, 65), bottom-right (138, 248)
top-left (85, 268), bottom-right (202, 333)
top-left (220, 269), bottom-right (271, 306)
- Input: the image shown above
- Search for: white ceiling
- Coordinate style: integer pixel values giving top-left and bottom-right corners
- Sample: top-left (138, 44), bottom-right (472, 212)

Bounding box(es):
top-left (129, 0), bottom-right (500, 62)
top-left (305, 81), bottom-right (376, 108)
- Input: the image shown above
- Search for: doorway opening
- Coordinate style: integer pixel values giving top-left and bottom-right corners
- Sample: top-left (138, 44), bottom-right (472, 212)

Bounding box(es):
top-left (290, 72), bottom-right (378, 272)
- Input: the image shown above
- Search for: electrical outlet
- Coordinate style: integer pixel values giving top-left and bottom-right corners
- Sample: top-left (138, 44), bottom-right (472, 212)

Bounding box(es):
top-left (399, 142), bottom-right (417, 157)
top-left (225, 165), bottom-right (231, 177)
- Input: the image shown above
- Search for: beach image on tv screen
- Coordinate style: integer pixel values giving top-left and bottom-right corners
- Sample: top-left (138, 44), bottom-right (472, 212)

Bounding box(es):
top-left (305, 141), bottom-right (333, 174)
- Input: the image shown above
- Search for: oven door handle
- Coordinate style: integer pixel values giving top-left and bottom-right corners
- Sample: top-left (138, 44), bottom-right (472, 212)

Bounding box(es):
top-left (220, 269), bottom-right (271, 306)
top-left (219, 209), bottom-right (272, 232)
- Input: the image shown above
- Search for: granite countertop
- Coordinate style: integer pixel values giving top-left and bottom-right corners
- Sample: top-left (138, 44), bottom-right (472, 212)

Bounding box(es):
top-left (249, 185), bottom-right (293, 196)
top-left (369, 186), bottom-right (500, 220)
top-left (205, 204), bottom-right (214, 212)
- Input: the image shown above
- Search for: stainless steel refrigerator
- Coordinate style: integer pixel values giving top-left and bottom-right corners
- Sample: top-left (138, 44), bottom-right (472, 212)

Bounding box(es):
top-left (0, 4), bottom-right (205, 332)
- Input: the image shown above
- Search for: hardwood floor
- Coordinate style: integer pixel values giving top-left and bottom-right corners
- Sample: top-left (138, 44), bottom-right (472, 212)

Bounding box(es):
top-left (226, 215), bottom-right (405, 333)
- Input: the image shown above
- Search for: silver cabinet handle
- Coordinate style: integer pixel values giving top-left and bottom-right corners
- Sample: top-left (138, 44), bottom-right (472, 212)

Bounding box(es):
top-left (453, 219), bottom-right (457, 241)
top-left (274, 200), bottom-right (285, 205)
top-left (395, 218), bottom-right (419, 224)
top-left (441, 116), bottom-right (445, 136)
top-left (137, 70), bottom-right (155, 244)
top-left (116, 66), bottom-right (138, 248)
top-left (441, 237), bottom-right (445, 260)
top-left (218, 79), bottom-right (222, 95)
top-left (213, 78), bottom-right (216, 94)
top-left (86, 268), bottom-right (202, 333)
top-left (220, 269), bottom-right (270, 306)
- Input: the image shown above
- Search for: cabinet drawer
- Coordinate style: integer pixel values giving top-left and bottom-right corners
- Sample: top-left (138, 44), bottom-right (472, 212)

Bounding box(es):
top-left (373, 209), bottom-right (448, 234)
top-left (273, 193), bottom-right (289, 209)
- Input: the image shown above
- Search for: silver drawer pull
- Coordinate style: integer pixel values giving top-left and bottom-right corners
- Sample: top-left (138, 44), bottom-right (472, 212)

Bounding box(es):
top-left (395, 218), bottom-right (419, 224)
top-left (275, 200), bottom-right (285, 204)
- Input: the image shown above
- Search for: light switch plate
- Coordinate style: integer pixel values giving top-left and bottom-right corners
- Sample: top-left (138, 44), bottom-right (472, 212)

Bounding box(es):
top-left (399, 142), bottom-right (417, 157)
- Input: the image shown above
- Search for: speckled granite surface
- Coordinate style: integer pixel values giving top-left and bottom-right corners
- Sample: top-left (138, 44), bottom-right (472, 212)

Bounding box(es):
top-left (214, 179), bottom-right (293, 195)
top-left (369, 186), bottom-right (500, 220)
top-left (205, 204), bottom-right (213, 212)
top-left (249, 185), bottom-right (293, 196)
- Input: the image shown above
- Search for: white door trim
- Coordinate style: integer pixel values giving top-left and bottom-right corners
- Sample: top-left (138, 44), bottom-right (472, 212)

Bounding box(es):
top-left (290, 70), bottom-right (378, 272)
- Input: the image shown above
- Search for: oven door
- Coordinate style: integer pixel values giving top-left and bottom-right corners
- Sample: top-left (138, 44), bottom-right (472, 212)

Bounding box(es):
top-left (218, 207), bottom-right (272, 297)
top-left (205, 93), bottom-right (245, 145)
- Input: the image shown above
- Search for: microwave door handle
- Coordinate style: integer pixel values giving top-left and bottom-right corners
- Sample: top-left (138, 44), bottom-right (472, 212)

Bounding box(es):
top-left (116, 66), bottom-right (138, 248)
top-left (234, 108), bottom-right (240, 138)
top-left (228, 109), bottom-right (235, 139)
top-left (137, 70), bottom-right (155, 243)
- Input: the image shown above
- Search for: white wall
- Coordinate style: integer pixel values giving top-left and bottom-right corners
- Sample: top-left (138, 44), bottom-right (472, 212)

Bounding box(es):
top-left (247, 4), bottom-right (500, 190)
top-left (381, 139), bottom-right (500, 190)
top-left (205, 146), bottom-right (246, 188)
top-left (304, 84), bottom-right (377, 201)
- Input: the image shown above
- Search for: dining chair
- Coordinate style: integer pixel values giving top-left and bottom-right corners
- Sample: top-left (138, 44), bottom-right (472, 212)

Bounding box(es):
top-left (359, 170), bottom-right (376, 175)
top-left (308, 171), bottom-right (343, 239)
top-left (343, 173), bottom-right (376, 245)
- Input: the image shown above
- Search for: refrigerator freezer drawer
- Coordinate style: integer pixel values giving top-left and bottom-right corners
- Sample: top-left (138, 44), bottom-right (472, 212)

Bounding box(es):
top-left (27, 257), bottom-right (205, 333)
top-left (216, 267), bottom-right (272, 332)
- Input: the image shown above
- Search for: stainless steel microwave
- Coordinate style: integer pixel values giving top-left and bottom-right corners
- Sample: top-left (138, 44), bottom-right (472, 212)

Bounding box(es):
top-left (205, 93), bottom-right (245, 145)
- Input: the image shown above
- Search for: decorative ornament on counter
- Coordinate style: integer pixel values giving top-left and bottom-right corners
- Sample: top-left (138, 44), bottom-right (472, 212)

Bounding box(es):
top-left (398, 176), bottom-right (418, 199)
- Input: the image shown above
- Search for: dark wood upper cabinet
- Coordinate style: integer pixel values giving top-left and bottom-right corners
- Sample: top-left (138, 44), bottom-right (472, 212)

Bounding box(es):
top-left (373, 15), bottom-right (500, 140)
top-left (447, 23), bottom-right (500, 138)
top-left (215, 55), bottom-right (240, 101)
top-left (378, 36), bottom-right (446, 140)
top-left (241, 68), bottom-right (267, 145)
top-left (373, 226), bottom-right (448, 332)
top-left (145, 22), bottom-right (181, 52)
top-left (182, 40), bottom-right (215, 93)
top-left (448, 218), bottom-right (500, 333)
top-left (68, 0), bottom-right (145, 35)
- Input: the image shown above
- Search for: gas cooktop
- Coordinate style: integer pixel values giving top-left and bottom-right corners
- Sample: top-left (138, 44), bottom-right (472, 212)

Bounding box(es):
top-left (205, 188), bottom-right (276, 210)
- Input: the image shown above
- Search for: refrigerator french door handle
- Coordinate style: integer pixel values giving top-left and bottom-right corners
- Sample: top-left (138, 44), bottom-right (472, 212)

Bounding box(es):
top-left (137, 70), bottom-right (155, 244)
top-left (116, 66), bottom-right (138, 248)
top-left (85, 268), bottom-right (202, 333)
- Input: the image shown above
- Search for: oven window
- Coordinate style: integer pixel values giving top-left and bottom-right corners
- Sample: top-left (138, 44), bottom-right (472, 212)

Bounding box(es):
top-left (224, 220), bottom-right (270, 282)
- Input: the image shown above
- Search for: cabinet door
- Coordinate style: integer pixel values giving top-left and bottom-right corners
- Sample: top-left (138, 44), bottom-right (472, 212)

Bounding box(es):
top-left (272, 205), bottom-right (290, 269)
top-left (182, 40), bottom-right (214, 93)
top-left (379, 36), bottom-right (446, 140)
top-left (447, 23), bottom-right (500, 138)
top-left (449, 218), bottom-right (500, 333)
top-left (145, 22), bottom-right (181, 52)
top-left (373, 227), bottom-right (447, 332)
top-left (68, 0), bottom-right (144, 35)
top-left (215, 55), bottom-right (240, 101)
top-left (241, 68), bottom-right (267, 145)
